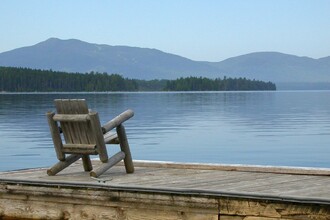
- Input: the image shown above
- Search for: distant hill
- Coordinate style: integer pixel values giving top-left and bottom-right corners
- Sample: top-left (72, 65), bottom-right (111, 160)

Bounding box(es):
top-left (0, 38), bottom-right (219, 79)
top-left (0, 38), bottom-right (329, 86)
top-left (209, 52), bottom-right (330, 83)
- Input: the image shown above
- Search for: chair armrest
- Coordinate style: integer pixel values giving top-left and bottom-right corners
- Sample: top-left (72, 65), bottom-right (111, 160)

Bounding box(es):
top-left (101, 109), bottom-right (134, 134)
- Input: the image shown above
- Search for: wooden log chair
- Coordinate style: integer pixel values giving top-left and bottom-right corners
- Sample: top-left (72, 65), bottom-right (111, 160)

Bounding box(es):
top-left (46, 99), bottom-right (134, 177)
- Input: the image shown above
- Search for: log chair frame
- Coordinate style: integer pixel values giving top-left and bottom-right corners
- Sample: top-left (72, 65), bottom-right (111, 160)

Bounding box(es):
top-left (46, 99), bottom-right (134, 177)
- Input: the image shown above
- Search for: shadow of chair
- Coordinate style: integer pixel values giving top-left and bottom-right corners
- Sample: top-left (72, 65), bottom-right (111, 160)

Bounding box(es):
top-left (46, 99), bottom-right (134, 177)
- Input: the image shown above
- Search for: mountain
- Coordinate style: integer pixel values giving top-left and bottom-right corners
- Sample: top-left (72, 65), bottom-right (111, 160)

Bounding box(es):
top-left (0, 38), bottom-right (329, 85)
top-left (0, 38), bottom-right (219, 79)
top-left (210, 52), bottom-right (329, 83)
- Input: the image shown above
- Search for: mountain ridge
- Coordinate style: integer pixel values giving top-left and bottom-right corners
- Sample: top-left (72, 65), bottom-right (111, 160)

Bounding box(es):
top-left (0, 38), bottom-right (329, 83)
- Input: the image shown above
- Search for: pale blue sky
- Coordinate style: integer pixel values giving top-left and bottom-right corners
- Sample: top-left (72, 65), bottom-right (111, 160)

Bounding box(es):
top-left (1, 0), bottom-right (329, 61)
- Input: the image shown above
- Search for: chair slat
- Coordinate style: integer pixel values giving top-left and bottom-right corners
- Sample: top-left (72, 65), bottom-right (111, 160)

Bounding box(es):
top-left (71, 100), bottom-right (94, 171)
top-left (75, 100), bottom-right (95, 145)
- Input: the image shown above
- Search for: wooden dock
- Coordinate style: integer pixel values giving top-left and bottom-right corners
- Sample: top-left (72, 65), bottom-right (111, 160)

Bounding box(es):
top-left (0, 160), bottom-right (330, 219)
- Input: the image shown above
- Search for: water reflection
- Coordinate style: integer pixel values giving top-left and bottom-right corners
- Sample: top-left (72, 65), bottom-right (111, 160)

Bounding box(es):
top-left (0, 91), bottom-right (329, 171)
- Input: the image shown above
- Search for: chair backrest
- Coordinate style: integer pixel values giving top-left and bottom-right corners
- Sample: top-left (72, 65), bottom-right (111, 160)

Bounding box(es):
top-left (52, 99), bottom-right (108, 161)
top-left (55, 99), bottom-right (96, 146)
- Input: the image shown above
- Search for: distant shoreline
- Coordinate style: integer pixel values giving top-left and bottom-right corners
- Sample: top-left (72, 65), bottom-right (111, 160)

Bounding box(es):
top-left (0, 66), bottom-right (276, 92)
top-left (1, 90), bottom-right (330, 95)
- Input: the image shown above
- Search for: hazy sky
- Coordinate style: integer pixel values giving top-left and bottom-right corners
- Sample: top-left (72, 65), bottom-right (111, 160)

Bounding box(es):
top-left (1, 0), bottom-right (329, 61)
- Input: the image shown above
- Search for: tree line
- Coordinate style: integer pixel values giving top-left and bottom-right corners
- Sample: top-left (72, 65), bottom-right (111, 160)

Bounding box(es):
top-left (0, 67), bottom-right (138, 92)
top-left (164, 76), bottom-right (276, 91)
top-left (0, 66), bottom-right (276, 92)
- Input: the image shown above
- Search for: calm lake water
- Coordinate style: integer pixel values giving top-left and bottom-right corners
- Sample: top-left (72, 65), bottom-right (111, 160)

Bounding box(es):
top-left (0, 91), bottom-right (329, 171)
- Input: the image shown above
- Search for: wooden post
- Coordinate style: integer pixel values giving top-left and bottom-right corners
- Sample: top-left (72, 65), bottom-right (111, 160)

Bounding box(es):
top-left (90, 151), bottom-right (125, 177)
top-left (47, 154), bottom-right (81, 176)
top-left (46, 112), bottom-right (65, 161)
top-left (116, 124), bottom-right (134, 174)
top-left (89, 112), bottom-right (108, 162)
top-left (82, 155), bottom-right (93, 172)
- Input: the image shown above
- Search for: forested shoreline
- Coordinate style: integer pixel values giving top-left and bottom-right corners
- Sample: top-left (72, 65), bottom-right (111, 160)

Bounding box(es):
top-left (0, 66), bottom-right (276, 92)
top-left (164, 76), bottom-right (276, 91)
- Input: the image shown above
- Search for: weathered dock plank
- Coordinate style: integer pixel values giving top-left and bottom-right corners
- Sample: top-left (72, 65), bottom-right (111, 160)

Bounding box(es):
top-left (0, 160), bottom-right (330, 219)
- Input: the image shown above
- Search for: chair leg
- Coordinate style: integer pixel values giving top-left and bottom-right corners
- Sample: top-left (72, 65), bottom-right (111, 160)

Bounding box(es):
top-left (82, 155), bottom-right (93, 171)
top-left (47, 154), bottom-right (82, 176)
top-left (90, 151), bottom-right (125, 177)
top-left (116, 124), bottom-right (134, 174)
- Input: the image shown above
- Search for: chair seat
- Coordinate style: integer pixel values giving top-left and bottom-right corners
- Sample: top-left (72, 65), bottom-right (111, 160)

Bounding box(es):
top-left (104, 132), bottom-right (119, 144)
